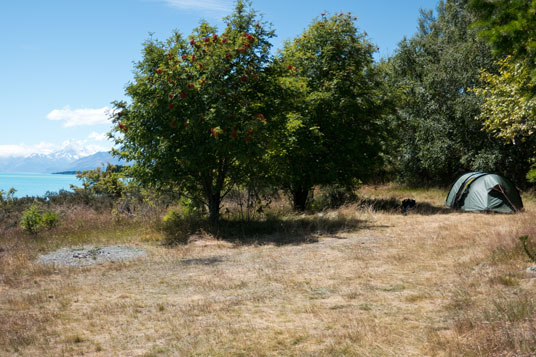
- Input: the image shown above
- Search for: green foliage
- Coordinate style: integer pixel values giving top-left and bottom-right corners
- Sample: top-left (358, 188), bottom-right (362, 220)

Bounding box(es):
top-left (468, 0), bottom-right (536, 184)
top-left (178, 197), bottom-right (204, 217)
top-left (468, 0), bottom-right (536, 89)
top-left (474, 57), bottom-right (536, 141)
top-left (527, 164), bottom-right (536, 183)
top-left (111, 0), bottom-right (279, 222)
top-left (274, 12), bottom-right (389, 210)
top-left (41, 210), bottom-right (60, 229)
top-left (387, 0), bottom-right (534, 186)
top-left (19, 204), bottom-right (60, 234)
top-left (161, 207), bottom-right (203, 245)
top-left (73, 164), bottom-right (126, 199)
top-left (472, 57), bottom-right (536, 184)
top-left (19, 204), bottom-right (42, 234)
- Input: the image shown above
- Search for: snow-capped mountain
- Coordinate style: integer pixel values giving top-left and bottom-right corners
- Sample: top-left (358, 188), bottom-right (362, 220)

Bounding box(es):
top-left (60, 152), bottom-right (127, 172)
top-left (0, 150), bottom-right (126, 174)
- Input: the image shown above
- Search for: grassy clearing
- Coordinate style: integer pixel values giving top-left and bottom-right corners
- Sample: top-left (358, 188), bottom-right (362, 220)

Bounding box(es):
top-left (1, 185), bottom-right (535, 356)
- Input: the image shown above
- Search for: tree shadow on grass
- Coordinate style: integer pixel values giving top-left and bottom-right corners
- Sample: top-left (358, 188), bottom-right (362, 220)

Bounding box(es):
top-left (413, 201), bottom-right (454, 215)
top-left (204, 215), bottom-right (370, 246)
top-left (180, 256), bottom-right (226, 265)
top-left (164, 197), bottom-right (455, 247)
top-left (357, 197), bottom-right (454, 215)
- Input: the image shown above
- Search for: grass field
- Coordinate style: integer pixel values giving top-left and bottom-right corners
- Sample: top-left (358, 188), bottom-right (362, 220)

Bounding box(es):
top-left (1, 185), bottom-right (536, 356)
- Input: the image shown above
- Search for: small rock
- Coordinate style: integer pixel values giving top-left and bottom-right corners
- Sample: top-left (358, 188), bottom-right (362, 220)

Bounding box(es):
top-left (525, 266), bottom-right (536, 274)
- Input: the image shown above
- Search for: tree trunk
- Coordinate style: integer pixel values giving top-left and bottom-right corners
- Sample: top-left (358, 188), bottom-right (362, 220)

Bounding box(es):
top-left (202, 158), bottom-right (227, 224)
top-left (292, 187), bottom-right (310, 212)
top-left (207, 193), bottom-right (221, 224)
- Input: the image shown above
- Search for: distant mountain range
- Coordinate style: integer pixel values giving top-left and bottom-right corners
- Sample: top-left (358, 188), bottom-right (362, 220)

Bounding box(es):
top-left (0, 150), bottom-right (126, 174)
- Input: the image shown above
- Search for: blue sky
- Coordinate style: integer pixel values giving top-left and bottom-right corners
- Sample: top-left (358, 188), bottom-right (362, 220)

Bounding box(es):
top-left (0, 0), bottom-right (437, 157)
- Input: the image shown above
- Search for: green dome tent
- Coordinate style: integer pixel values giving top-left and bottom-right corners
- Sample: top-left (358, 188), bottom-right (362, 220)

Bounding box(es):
top-left (445, 172), bottom-right (523, 213)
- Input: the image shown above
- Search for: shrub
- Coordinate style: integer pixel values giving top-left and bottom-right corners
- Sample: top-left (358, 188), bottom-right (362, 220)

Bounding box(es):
top-left (312, 185), bottom-right (358, 210)
top-left (41, 210), bottom-right (60, 229)
top-left (19, 205), bottom-right (43, 234)
top-left (161, 208), bottom-right (203, 245)
top-left (19, 204), bottom-right (60, 234)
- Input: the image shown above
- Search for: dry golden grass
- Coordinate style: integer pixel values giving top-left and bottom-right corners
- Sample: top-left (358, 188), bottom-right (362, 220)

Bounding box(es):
top-left (1, 186), bottom-right (535, 356)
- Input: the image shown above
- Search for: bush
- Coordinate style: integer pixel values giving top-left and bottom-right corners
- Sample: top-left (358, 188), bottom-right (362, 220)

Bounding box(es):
top-left (161, 208), bottom-right (204, 245)
top-left (42, 210), bottom-right (60, 229)
top-left (19, 204), bottom-right (60, 234)
top-left (312, 185), bottom-right (358, 210)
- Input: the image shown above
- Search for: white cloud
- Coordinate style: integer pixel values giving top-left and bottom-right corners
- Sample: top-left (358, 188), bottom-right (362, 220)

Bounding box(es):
top-left (0, 140), bottom-right (112, 158)
top-left (0, 111), bottom-right (115, 158)
top-left (159, 0), bottom-right (232, 16)
top-left (0, 142), bottom-right (58, 158)
top-left (88, 132), bottom-right (108, 141)
top-left (46, 106), bottom-right (111, 127)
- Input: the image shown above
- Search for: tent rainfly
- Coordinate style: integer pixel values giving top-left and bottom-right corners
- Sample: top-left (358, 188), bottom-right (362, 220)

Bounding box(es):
top-left (445, 172), bottom-right (523, 213)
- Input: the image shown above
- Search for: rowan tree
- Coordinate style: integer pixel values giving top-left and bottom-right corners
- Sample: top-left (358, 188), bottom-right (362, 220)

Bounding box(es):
top-left (110, 1), bottom-right (278, 222)
top-left (273, 12), bottom-right (388, 211)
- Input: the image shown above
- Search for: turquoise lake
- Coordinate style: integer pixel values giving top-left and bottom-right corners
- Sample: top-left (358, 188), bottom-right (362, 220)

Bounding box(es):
top-left (0, 173), bottom-right (82, 198)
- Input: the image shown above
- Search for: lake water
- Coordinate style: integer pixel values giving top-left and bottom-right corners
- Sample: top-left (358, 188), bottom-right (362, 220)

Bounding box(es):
top-left (0, 173), bottom-right (82, 198)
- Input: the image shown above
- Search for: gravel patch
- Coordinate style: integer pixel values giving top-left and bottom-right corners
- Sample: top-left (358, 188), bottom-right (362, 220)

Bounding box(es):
top-left (36, 245), bottom-right (147, 267)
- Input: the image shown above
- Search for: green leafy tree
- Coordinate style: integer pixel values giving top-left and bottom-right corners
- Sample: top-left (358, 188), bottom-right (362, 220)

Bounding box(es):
top-left (274, 12), bottom-right (387, 211)
top-left (474, 56), bottom-right (536, 140)
top-left (111, 1), bottom-right (278, 222)
top-left (468, 0), bottom-right (536, 88)
top-left (473, 56), bottom-right (536, 182)
top-left (388, 0), bottom-right (535, 185)
top-left (468, 0), bottom-right (536, 183)
top-left (73, 164), bottom-right (126, 199)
